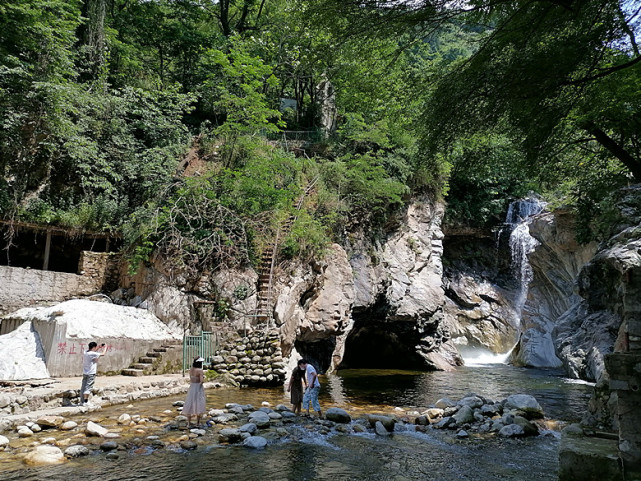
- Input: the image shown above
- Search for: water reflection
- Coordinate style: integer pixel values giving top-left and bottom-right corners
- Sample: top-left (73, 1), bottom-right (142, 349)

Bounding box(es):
top-left (2, 365), bottom-right (593, 481)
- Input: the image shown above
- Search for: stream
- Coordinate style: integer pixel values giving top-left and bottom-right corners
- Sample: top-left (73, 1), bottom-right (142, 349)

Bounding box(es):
top-left (2, 365), bottom-right (593, 480)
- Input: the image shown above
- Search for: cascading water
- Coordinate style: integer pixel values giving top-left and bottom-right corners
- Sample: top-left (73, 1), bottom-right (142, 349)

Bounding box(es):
top-left (506, 198), bottom-right (546, 326)
top-left (461, 198), bottom-right (546, 366)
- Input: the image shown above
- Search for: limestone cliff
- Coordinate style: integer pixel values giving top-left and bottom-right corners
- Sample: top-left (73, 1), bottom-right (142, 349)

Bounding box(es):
top-left (511, 211), bottom-right (597, 368)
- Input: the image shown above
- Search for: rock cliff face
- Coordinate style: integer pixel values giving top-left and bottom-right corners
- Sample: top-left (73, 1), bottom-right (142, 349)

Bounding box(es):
top-left (120, 197), bottom-right (461, 374)
top-left (552, 187), bottom-right (641, 384)
top-left (442, 232), bottom-right (519, 356)
top-left (341, 200), bottom-right (462, 371)
top-left (511, 211), bottom-right (597, 368)
top-left (272, 198), bottom-right (461, 373)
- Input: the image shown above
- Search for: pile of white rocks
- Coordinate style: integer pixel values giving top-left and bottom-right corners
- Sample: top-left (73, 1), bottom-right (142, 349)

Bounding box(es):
top-left (417, 393), bottom-right (545, 439)
top-left (210, 329), bottom-right (286, 386)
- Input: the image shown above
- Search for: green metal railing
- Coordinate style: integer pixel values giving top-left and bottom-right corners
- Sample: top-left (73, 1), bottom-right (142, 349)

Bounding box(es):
top-left (183, 331), bottom-right (219, 375)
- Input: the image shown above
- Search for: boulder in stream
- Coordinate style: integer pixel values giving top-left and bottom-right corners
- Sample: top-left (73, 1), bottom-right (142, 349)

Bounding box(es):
top-left (326, 408), bottom-right (351, 424)
top-left (243, 436), bottom-right (268, 449)
top-left (23, 445), bottom-right (66, 466)
top-left (504, 394), bottom-right (544, 419)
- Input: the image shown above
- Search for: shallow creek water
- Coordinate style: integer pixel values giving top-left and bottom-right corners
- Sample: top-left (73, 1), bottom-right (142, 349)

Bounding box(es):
top-left (2, 365), bottom-right (593, 480)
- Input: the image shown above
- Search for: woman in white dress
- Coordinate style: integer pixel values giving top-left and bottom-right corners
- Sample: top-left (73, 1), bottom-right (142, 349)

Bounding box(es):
top-left (183, 357), bottom-right (206, 427)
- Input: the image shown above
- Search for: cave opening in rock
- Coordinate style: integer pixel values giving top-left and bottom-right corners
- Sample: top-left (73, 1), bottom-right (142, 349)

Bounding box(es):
top-left (339, 320), bottom-right (425, 370)
top-left (294, 337), bottom-right (336, 374)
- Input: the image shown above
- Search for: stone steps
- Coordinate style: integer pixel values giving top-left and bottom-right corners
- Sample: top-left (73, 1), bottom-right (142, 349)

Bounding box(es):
top-left (131, 363), bottom-right (153, 370)
top-left (145, 352), bottom-right (162, 358)
top-left (121, 369), bottom-right (144, 376)
top-left (138, 356), bottom-right (156, 364)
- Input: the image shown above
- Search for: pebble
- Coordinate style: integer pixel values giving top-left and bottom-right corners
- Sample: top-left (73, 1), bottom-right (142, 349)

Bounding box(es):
top-left (106, 452), bottom-right (120, 460)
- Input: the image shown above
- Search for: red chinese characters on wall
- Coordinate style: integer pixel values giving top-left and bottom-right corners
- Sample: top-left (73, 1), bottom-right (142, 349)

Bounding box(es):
top-left (56, 342), bottom-right (123, 355)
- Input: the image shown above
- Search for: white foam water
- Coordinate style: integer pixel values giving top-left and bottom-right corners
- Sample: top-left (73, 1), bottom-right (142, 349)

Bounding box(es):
top-left (461, 348), bottom-right (511, 366)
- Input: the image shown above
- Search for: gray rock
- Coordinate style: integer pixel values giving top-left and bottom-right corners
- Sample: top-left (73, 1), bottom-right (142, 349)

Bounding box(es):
top-left (190, 429), bottom-right (206, 436)
top-left (218, 428), bottom-right (243, 443)
top-left (415, 416), bottom-right (429, 426)
top-left (326, 408), bottom-right (351, 424)
top-left (60, 421), bottom-right (78, 431)
top-left (248, 411), bottom-right (271, 428)
top-left (179, 440), bottom-right (197, 450)
top-left (367, 414), bottom-right (396, 432)
top-left (239, 423), bottom-right (258, 434)
top-left (64, 445), bottom-right (90, 458)
top-left (243, 436), bottom-right (268, 449)
top-left (453, 405), bottom-right (475, 425)
top-left (281, 411), bottom-right (296, 418)
top-left (86, 421), bottom-right (108, 437)
top-left (499, 424), bottom-right (525, 438)
top-left (504, 394), bottom-right (544, 419)
top-left (268, 412), bottom-right (282, 420)
top-left (353, 424), bottom-right (367, 433)
top-left (375, 421), bottom-right (390, 436)
top-left (513, 416), bottom-right (539, 436)
top-left (435, 417), bottom-right (455, 429)
top-left (0, 435), bottom-right (9, 447)
top-left (456, 429), bottom-right (469, 439)
top-left (457, 396), bottom-right (484, 409)
top-left (481, 404), bottom-right (500, 416)
top-left (275, 404), bottom-right (292, 412)
top-left (99, 441), bottom-right (118, 451)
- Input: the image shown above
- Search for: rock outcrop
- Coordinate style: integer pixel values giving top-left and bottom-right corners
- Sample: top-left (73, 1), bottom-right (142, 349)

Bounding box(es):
top-left (511, 210), bottom-right (597, 368)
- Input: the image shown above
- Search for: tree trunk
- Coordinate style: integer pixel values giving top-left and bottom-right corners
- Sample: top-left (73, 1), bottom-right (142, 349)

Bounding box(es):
top-left (586, 125), bottom-right (641, 181)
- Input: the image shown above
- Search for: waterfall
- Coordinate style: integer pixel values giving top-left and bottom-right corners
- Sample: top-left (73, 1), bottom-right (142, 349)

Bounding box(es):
top-left (505, 198), bottom-right (546, 327)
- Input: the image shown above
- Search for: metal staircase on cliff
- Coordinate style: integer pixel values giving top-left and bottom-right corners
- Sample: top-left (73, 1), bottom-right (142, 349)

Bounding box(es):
top-left (250, 177), bottom-right (319, 328)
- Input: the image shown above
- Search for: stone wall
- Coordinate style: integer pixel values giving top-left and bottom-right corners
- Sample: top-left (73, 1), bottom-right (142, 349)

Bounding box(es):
top-left (77, 251), bottom-right (120, 292)
top-left (210, 329), bottom-right (286, 386)
top-left (0, 252), bottom-right (120, 316)
top-left (0, 266), bottom-right (97, 316)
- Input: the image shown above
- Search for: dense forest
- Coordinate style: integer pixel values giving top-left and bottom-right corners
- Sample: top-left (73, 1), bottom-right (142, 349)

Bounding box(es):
top-left (1, 0), bottom-right (639, 275)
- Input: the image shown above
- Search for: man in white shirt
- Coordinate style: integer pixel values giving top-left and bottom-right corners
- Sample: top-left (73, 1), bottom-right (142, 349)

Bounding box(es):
top-left (80, 341), bottom-right (107, 404)
top-left (299, 359), bottom-right (322, 418)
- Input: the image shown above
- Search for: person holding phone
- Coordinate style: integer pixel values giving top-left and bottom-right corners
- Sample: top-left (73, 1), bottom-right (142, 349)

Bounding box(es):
top-left (80, 341), bottom-right (107, 404)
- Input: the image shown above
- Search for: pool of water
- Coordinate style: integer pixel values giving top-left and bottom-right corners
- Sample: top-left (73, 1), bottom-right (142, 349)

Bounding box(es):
top-left (2, 365), bottom-right (594, 480)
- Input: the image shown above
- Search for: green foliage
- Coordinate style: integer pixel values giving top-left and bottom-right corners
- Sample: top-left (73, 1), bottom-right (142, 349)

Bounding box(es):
top-left (443, 134), bottom-right (534, 227)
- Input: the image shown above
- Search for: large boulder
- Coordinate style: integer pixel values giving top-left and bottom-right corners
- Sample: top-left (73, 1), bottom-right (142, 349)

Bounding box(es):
top-left (243, 436), bottom-right (268, 449)
top-left (504, 394), bottom-right (544, 419)
top-left (325, 408), bottom-right (351, 424)
top-left (23, 445), bottom-right (66, 466)
top-left (248, 411), bottom-right (271, 428)
top-left (452, 405), bottom-right (475, 425)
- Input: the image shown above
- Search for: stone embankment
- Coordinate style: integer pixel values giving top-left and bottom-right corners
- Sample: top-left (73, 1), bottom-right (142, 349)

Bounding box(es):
top-left (210, 329), bottom-right (286, 386)
top-left (0, 374), bottom-right (220, 433)
top-left (0, 391), bottom-right (551, 467)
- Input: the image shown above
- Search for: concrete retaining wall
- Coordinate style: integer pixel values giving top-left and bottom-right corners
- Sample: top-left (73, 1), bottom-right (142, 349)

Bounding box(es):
top-left (32, 317), bottom-right (173, 376)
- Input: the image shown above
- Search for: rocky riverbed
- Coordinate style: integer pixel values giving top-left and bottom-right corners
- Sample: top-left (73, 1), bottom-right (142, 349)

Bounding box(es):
top-left (0, 390), bottom-right (556, 468)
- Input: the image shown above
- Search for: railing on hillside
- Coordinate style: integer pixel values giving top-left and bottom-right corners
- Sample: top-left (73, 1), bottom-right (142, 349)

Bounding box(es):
top-left (182, 331), bottom-right (219, 375)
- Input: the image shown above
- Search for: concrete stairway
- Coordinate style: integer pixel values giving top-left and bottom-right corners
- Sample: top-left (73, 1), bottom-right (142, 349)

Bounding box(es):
top-left (121, 341), bottom-right (182, 376)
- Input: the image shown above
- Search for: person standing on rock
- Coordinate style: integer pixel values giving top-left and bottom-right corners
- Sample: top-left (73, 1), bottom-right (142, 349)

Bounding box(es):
top-left (80, 341), bottom-right (107, 404)
top-left (300, 359), bottom-right (321, 418)
top-left (287, 364), bottom-right (306, 415)
top-left (183, 357), bottom-right (206, 428)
